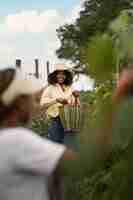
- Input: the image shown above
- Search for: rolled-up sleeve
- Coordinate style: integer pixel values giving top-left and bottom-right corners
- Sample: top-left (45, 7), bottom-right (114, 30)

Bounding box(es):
top-left (40, 86), bottom-right (57, 108)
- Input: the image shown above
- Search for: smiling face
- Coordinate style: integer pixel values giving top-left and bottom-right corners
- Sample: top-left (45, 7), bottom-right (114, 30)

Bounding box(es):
top-left (56, 70), bottom-right (66, 85)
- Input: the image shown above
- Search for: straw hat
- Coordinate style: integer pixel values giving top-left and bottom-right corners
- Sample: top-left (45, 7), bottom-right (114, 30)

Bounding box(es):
top-left (48, 64), bottom-right (73, 85)
top-left (50, 63), bottom-right (71, 75)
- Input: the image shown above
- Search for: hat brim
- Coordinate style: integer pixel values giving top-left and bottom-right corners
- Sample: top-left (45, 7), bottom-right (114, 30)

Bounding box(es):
top-left (49, 68), bottom-right (71, 75)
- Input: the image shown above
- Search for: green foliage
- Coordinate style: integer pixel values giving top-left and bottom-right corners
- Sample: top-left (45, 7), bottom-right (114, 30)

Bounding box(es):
top-left (81, 34), bottom-right (117, 82)
top-left (64, 93), bottom-right (133, 200)
top-left (64, 147), bottom-right (127, 200)
top-left (56, 0), bottom-right (132, 64)
top-left (80, 10), bottom-right (133, 83)
top-left (30, 118), bottom-right (48, 137)
top-left (110, 10), bottom-right (133, 71)
top-left (56, 24), bottom-right (80, 62)
top-left (110, 10), bottom-right (129, 33)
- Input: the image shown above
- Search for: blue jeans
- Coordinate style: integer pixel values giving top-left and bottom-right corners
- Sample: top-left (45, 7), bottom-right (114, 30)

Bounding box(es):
top-left (48, 116), bottom-right (65, 144)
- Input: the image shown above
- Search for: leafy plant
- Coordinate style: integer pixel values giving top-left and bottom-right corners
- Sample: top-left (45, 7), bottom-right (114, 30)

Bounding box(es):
top-left (30, 118), bottom-right (48, 137)
top-left (81, 34), bottom-right (117, 82)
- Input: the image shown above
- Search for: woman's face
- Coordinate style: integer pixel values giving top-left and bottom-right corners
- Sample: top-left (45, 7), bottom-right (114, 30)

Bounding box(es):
top-left (57, 71), bottom-right (66, 84)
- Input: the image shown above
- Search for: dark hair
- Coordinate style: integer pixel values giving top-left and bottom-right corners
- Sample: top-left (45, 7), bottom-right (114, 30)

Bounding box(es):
top-left (0, 68), bottom-right (33, 125)
top-left (48, 70), bottom-right (73, 86)
top-left (0, 68), bottom-right (15, 122)
top-left (0, 68), bottom-right (15, 94)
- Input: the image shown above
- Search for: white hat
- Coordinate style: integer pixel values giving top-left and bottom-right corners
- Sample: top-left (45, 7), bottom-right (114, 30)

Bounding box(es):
top-left (1, 68), bottom-right (43, 106)
top-left (50, 63), bottom-right (71, 75)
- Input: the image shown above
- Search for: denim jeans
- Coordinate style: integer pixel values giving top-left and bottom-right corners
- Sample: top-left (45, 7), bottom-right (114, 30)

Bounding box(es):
top-left (48, 116), bottom-right (65, 144)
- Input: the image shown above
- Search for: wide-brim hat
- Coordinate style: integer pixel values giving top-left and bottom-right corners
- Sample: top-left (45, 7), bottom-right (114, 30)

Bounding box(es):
top-left (48, 64), bottom-right (73, 85)
top-left (1, 68), bottom-right (43, 106)
top-left (49, 64), bottom-right (72, 75)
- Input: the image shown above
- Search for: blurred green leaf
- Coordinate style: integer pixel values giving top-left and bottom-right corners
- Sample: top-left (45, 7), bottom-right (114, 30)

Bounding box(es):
top-left (81, 34), bottom-right (117, 82)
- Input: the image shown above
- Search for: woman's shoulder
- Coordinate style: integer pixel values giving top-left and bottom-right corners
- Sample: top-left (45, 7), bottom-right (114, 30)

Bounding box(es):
top-left (47, 84), bottom-right (71, 92)
top-left (47, 84), bottom-right (58, 89)
top-left (42, 84), bottom-right (57, 92)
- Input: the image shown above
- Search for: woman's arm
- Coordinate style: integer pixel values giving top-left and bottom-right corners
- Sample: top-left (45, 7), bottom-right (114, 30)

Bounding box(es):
top-left (40, 86), bottom-right (57, 108)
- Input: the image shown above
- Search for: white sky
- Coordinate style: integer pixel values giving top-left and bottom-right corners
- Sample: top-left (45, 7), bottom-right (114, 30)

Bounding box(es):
top-left (0, 0), bottom-right (94, 91)
top-left (0, 1), bottom-right (83, 75)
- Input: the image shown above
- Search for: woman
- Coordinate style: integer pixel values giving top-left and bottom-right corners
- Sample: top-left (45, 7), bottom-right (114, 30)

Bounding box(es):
top-left (40, 64), bottom-right (79, 144)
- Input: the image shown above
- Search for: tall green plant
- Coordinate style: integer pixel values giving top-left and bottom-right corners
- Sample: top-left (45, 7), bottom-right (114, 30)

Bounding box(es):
top-left (81, 10), bottom-right (133, 83)
top-left (110, 10), bottom-right (133, 75)
top-left (81, 34), bottom-right (117, 83)
top-left (56, 0), bottom-right (132, 64)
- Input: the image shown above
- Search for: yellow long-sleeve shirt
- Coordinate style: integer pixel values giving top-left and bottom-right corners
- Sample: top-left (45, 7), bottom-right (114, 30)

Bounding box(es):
top-left (40, 84), bottom-right (73, 118)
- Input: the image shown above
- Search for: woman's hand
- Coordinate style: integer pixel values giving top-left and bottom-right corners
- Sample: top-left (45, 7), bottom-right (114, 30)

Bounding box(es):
top-left (56, 98), bottom-right (68, 105)
top-left (72, 91), bottom-right (80, 98)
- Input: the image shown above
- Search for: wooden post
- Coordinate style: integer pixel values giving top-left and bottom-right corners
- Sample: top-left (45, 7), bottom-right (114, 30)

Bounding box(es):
top-left (16, 59), bottom-right (21, 69)
top-left (46, 61), bottom-right (50, 77)
top-left (35, 59), bottom-right (39, 79)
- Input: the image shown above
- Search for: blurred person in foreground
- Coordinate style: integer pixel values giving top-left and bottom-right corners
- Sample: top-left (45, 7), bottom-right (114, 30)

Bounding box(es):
top-left (0, 67), bottom-right (74, 200)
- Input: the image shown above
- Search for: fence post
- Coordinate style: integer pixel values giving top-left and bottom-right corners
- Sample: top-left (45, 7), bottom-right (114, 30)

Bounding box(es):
top-left (35, 59), bottom-right (39, 78)
top-left (16, 59), bottom-right (21, 70)
top-left (46, 61), bottom-right (50, 78)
